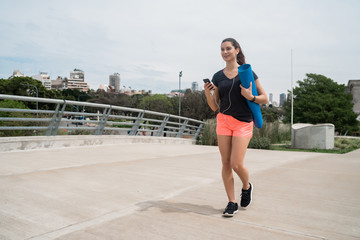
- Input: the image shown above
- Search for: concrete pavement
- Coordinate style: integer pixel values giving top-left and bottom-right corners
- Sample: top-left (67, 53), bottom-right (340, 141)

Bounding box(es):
top-left (0, 136), bottom-right (359, 239)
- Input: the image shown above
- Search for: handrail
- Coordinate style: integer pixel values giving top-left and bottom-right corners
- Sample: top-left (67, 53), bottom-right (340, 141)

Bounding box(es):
top-left (0, 94), bottom-right (204, 140)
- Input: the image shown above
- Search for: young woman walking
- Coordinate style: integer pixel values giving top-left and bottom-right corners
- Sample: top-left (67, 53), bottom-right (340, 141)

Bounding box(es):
top-left (204, 38), bottom-right (268, 217)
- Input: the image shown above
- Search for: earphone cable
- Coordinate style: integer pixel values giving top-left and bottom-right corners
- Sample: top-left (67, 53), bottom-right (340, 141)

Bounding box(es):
top-left (221, 77), bottom-right (235, 114)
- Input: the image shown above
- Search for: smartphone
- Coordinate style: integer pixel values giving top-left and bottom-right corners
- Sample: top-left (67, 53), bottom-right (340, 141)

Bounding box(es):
top-left (203, 78), bottom-right (210, 84)
top-left (203, 78), bottom-right (214, 90)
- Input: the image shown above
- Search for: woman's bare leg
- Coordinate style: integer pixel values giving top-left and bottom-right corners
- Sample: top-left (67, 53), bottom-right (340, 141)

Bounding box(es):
top-left (217, 135), bottom-right (235, 202)
top-left (230, 136), bottom-right (252, 190)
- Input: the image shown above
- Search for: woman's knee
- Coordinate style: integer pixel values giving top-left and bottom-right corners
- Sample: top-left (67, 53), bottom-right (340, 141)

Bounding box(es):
top-left (222, 161), bottom-right (232, 172)
top-left (231, 162), bottom-right (246, 172)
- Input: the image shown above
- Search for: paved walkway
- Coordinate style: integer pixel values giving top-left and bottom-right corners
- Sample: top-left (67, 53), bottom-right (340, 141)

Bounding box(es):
top-left (0, 138), bottom-right (359, 239)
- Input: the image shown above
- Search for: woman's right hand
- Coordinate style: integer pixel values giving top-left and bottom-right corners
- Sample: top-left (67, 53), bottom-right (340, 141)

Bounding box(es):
top-left (204, 82), bottom-right (219, 111)
top-left (204, 82), bottom-right (215, 95)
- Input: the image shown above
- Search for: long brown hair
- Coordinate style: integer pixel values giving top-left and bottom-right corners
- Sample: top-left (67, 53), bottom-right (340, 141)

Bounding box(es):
top-left (222, 38), bottom-right (245, 65)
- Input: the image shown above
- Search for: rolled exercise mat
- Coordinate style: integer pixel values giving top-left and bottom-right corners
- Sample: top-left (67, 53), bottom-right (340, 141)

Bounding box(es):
top-left (238, 64), bottom-right (263, 128)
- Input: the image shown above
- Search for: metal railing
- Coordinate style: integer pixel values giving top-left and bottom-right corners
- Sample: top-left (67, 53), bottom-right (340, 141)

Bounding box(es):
top-left (0, 94), bottom-right (205, 140)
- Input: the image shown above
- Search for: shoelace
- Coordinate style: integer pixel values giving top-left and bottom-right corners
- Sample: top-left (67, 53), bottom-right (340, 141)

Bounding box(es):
top-left (225, 202), bottom-right (235, 211)
top-left (241, 190), bottom-right (250, 201)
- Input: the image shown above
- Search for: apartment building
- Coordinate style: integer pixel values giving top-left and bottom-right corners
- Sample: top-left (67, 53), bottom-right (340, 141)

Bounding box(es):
top-left (32, 72), bottom-right (51, 90)
top-left (67, 69), bottom-right (88, 92)
top-left (109, 73), bottom-right (120, 92)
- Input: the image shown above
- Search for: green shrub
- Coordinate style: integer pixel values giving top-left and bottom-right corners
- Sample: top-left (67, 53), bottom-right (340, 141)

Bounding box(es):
top-left (335, 138), bottom-right (360, 151)
top-left (249, 122), bottom-right (290, 149)
top-left (252, 122), bottom-right (291, 144)
top-left (200, 118), bottom-right (217, 146)
top-left (248, 137), bottom-right (271, 149)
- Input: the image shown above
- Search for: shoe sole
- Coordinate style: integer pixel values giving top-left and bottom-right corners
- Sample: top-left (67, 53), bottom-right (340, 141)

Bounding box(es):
top-left (222, 210), bottom-right (238, 217)
top-left (241, 182), bottom-right (253, 208)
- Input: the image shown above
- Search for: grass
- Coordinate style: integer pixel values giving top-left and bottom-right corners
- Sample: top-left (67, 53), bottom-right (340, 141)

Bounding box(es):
top-left (270, 137), bottom-right (360, 154)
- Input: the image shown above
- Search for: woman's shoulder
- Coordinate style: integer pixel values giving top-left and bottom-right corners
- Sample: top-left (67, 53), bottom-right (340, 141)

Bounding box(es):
top-left (252, 70), bottom-right (259, 80)
top-left (212, 69), bottom-right (224, 80)
top-left (211, 69), bottom-right (224, 85)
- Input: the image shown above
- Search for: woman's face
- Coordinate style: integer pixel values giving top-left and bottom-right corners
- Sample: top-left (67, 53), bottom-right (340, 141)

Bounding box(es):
top-left (221, 41), bottom-right (239, 62)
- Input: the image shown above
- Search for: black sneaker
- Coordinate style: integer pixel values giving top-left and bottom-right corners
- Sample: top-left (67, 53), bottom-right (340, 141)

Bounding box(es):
top-left (240, 182), bottom-right (253, 207)
top-left (223, 202), bottom-right (238, 217)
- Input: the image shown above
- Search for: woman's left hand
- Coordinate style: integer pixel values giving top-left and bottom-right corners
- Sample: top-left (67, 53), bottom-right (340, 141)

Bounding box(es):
top-left (240, 81), bottom-right (253, 100)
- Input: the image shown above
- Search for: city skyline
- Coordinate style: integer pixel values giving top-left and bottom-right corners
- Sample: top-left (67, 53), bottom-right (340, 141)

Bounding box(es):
top-left (7, 68), bottom-right (296, 104)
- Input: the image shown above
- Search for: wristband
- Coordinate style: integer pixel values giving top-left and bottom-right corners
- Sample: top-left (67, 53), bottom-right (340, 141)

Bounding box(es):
top-left (250, 96), bottom-right (256, 102)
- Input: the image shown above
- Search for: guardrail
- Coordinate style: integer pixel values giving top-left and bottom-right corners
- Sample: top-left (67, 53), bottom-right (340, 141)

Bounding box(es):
top-left (0, 94), bottom-right (205, 140)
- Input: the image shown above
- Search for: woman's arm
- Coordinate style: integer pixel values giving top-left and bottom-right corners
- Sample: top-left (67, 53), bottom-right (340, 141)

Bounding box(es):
top-left (204, 82), bottom-right (220, 111)
top-left (240, 79), bottom-right (268, 104)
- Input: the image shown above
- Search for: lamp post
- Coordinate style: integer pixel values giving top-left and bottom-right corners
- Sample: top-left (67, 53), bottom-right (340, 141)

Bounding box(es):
top-left (21, 83), bottom-right (38, 117)
top-left (290, 49), bottom-right (294, 146)
top-left (77, 94), bottom-right (87, 123)
top-left (178, 71), bottom-right (182, 119)
top-left (291, 50), bottom-right (294, 127)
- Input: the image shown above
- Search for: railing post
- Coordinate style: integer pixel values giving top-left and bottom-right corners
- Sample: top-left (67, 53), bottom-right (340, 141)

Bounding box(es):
top-left (46, 100), bottom-right (67, 136)
top-left (51, 100), bottom-right (66, 136)
top-left (193, 123), bottom-right (204, 140)
top-left (154, 115), bottom-right (169, 137)
top-left (46, 104), bottom-right (60, 136)
top-left (94, 106), bottom-right (112, 135)
top-left (129, 111), bottom-right (144, 136)
top-left (176, 119), bottom-right (188, 138)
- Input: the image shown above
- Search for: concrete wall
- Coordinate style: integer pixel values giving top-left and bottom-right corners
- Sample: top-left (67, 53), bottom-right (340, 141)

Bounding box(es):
top-left (346, 80), bottom-right (360, 114)
top-left (0, 135), bottom-right (195, 152)
top-left (292, 123), bottom-right (335, 149)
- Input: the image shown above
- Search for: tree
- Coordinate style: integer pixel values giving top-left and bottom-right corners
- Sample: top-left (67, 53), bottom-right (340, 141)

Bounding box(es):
top-left (181, 90), bottom-right (216, 121)
top-left (0, 77), bottom-right (47, 97)
top-left (261, 105), bottom-right (280, 123)
top-left (0, 77), bottom-right (49, 110)
top-left (142, 94), bottom-right (176, 114)
top-left (0, 100), bottom-right (33, 137)
top-left (284, 73), bottom-right (358, 134)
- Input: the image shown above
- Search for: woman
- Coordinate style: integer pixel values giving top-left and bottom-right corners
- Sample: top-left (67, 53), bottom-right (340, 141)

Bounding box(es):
top-left (204, 38), bottom-right (268, 217)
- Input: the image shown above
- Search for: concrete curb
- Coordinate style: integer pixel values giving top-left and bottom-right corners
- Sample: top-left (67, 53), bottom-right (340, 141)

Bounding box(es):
top-left (0, 135), bottom-right (195, 152)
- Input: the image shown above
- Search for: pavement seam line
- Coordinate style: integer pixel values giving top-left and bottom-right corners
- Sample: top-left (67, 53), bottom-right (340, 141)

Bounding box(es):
top-left (147, 201), bottom-right (328, 240)
top-left (25, 178), bottom-right (215, 240)
top-left (230, 218), bottom-right (327, 240)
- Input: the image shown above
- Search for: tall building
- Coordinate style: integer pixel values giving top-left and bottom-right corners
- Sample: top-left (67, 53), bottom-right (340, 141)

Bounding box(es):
top-left (32, 72), bottom-right (51, 90)
top-left (279, 93), bottom-right (286, 107)
top-left (67, 69), bottom-right (88, 92)
top-left (192, 81), bottom-right (199, 92)
top-left (269, 93), bottom-right (273, 104)
top-left (109, 73), bottom-right (120, 92)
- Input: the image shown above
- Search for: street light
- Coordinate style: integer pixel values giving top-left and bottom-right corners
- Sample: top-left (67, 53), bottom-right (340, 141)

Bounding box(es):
top-left (290, 49), bottom-right (294, 146)
top-left (179, 71), bottom-right (182, 119)
top-left (77, 93), bottom-right (87, 114)
top-left (21, 83), bottom-right (38, 117)
top-left (291, 50), bottom-right (294, 127)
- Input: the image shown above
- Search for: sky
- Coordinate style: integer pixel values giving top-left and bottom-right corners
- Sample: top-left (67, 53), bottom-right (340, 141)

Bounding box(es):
top-left (0, 0), bottom-right (359, 103)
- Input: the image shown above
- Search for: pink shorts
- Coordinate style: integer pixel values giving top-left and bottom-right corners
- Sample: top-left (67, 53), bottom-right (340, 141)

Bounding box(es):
top-left (216, 113), bottom-right (253, 138)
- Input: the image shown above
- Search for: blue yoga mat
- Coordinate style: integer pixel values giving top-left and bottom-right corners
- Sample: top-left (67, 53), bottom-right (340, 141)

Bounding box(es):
top-left (238, 64), bottom-right (263, 128)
